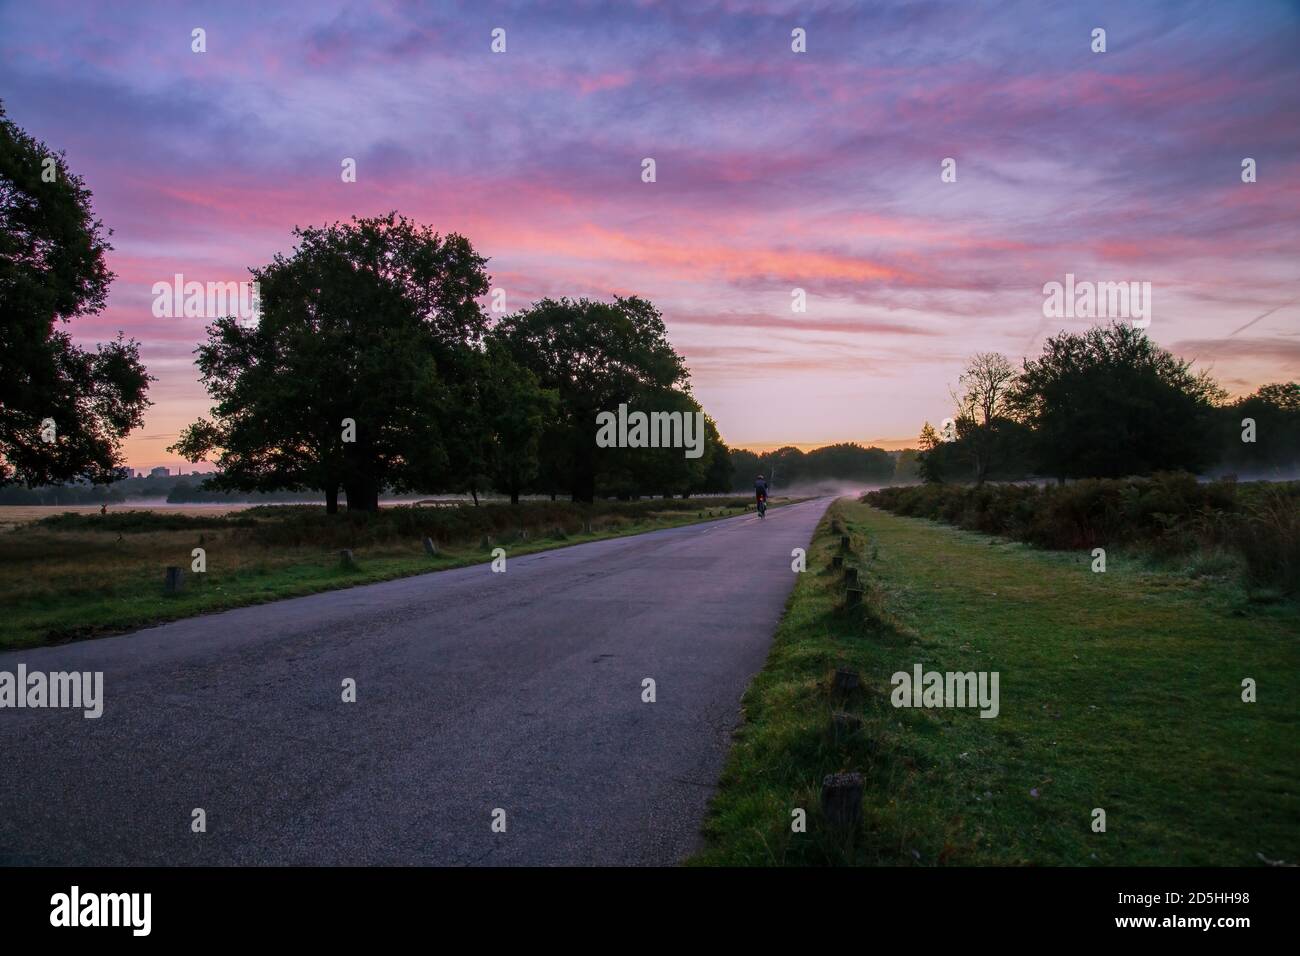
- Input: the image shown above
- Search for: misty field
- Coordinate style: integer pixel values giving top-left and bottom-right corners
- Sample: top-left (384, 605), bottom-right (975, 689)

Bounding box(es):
top-left (693, 498), bottom-right (1299, 866)
top-left (0, 497), bottom-right (771, 648)
top-left (0, 503), bottom-right (260, 531)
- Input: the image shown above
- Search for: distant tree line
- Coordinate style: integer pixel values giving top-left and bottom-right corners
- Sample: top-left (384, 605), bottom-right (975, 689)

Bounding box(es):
top-left (0, 482), bottom-right (126, 506)
top-left (916, 325), bottom-right (1299, 484)
top-left (0, 470), bottom-right (325, 505)
top-left (727, 443), bottom-right (895, 491)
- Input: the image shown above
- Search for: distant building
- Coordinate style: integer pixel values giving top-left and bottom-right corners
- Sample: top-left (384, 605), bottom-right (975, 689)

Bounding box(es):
top-left (123, 467), bottom-right (136, 478)
top-left (149, 466), bottom-right (170, 478)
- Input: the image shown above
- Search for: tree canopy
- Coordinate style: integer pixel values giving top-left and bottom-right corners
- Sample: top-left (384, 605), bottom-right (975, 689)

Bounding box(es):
top-left (172, 213), bottom-right (490, 511)
top-left (495, 296), bottom-right (705, 501)
top-left (174, 239), bottom-right (734, 505)
top-left (1009, 323), bottom-right (1223, 479)
top-left (914, 325), bottom-right (1261, 485)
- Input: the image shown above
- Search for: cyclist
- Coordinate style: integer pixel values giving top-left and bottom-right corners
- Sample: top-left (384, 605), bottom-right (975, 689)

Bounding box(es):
top-left (755, 474), bottom-right (769, 516)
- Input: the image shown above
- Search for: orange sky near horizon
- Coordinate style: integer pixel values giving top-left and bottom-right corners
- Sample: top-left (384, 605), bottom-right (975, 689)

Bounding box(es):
top-left (4, 1), bottom-right (1297, 474)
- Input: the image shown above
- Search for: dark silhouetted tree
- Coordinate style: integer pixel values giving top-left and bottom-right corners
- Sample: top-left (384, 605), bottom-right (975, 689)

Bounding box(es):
top-left (727, 448), bottom-right (761, 491)
top-left (1009, 323), bottom-right (1223, 480)
top-left (952, 352), bottom-right (1017, 485)
top-left (497, 296), bottom-right (689, 502)
top-left (803, 442), bottom-right (894, 483)
top-left (1216, 381), bottom-right (1300, 477)
top-left (172, 214), bottom-right (489, 512)
top-left (0, 100), bottom-right (150, 486)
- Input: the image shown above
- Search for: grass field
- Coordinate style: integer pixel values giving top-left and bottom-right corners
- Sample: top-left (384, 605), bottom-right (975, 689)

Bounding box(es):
top-left (0, 497), bottom-right (775, 649)
top-left (692, 498), bottom-right (1299, 866)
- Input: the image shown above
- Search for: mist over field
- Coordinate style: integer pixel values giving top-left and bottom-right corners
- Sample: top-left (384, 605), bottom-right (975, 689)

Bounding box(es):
top-left (775, 481), bottom-right (900, 499)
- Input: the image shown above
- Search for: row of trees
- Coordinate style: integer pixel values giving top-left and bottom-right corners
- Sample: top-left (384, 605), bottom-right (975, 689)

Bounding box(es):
top-left (0, 102), bottom-right (731, 510)
top-left (727, 442), bottom-right (895, 490)
top-left (169, 215), bottom-right (733, 510)
top-left (918, 326), bottom-right (1299, 484)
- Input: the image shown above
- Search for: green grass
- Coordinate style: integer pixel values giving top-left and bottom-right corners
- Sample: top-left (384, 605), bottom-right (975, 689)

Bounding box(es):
top-left (691, 498), bottom-right (1300, 866)
top-left (0, 499), bottom-right (781, 649)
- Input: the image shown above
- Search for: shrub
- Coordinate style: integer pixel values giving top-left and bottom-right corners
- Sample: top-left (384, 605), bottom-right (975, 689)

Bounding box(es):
top-left (1234, 485), bottom-right (1300, 594)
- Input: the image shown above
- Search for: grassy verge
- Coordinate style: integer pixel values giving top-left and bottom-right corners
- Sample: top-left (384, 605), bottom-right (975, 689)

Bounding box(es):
top-left (867, 476), bottom-right (1300, 596)
top-left (0, 498), bottom-right (781, 650)
top-left (691, 498), bottom-right (1299, 866)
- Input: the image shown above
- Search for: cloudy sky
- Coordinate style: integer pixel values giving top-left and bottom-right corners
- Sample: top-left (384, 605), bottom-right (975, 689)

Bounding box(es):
top-left (3, 0), bottom-right (1297, 469)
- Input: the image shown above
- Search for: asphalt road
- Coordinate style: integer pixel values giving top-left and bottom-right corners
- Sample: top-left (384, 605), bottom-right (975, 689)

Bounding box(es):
top-left (0, 497), bottom-right (832, 865)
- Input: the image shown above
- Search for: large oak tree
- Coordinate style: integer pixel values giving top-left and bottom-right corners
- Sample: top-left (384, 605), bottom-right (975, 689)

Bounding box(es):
top-left (172, 213), bottom-right (489, 511)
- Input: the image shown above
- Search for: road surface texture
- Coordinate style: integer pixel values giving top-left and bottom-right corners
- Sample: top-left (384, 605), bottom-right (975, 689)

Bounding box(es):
top-left (0, 497), bottom-right (832, 865)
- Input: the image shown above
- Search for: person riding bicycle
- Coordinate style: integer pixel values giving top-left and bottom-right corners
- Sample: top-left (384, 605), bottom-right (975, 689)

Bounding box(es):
top-left (754, 474), bottom-right (768, 507)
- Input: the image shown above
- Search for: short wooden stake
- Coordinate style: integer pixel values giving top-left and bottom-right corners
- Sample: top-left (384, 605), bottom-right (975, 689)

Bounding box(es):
top-left (833, 668), bottom-right (861, 694)
top-left (821, 772), bottom-right (864, 829)
top-left (164, 566), bottom-right (185, 593)
top-left (830, 711), bottom-right (863, 738)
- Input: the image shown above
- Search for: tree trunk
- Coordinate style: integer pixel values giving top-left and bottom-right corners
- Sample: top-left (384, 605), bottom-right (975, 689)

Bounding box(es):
top-left (325, 484), bottom-right (339, 515)
top-left (470, 485), bottom-right (479, 506)
top-left (571, 460), bottom-right (596, 503)
top-left (510, 489), bottom-right (520, 505)
top-left (343, 478), bottom-right (380, 512)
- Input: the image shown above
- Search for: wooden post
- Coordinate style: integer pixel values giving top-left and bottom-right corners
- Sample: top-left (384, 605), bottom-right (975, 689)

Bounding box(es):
top-left (845, 586), bottom-right (863, 608)
top-left (164, 566), bottom-right (185, 593)
top-left (821, 772), bottom-right (864, 829)
top-left (833, 668), bottom-right (861, 694)
top-left (339, 549), bottom-right (355, 567)
top-left (831, 554), bottom-right (843, 569)
top-left (830, 711), bottom-right (863, 738)
top-left (423, 537), bottom-right (438, 556)
top-left (840, 534), bottom-right (851, 551)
